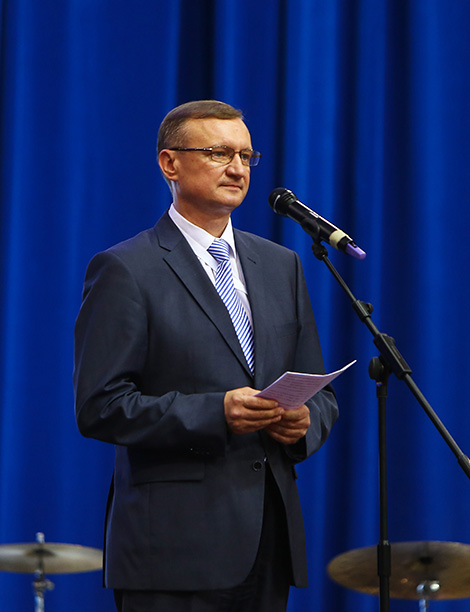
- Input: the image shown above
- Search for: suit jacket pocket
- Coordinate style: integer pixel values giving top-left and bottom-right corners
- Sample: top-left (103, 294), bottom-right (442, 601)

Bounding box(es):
top-left (131, 459), bottom-right (205, 484)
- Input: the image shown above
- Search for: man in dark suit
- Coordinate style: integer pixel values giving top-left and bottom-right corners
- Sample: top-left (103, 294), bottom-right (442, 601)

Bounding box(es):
top-left (74, 100), bottom-right (338, 612)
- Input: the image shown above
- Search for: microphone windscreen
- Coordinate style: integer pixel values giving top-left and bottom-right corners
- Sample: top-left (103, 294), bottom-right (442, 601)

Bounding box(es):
top-left (268, 188), bottom-right (296, 215)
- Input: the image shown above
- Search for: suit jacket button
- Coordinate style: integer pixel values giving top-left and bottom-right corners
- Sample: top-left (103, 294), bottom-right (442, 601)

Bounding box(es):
top-left (252, 460), bottom-right (264, 472)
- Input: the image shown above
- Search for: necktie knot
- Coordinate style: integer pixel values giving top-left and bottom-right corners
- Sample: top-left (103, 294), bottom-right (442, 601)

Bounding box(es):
top-left (208, 239), bottom-right (230, 263)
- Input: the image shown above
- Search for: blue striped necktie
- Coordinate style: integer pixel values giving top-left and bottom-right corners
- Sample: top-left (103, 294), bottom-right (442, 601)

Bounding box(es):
top-left (207, 239), bottom-right (255, 375)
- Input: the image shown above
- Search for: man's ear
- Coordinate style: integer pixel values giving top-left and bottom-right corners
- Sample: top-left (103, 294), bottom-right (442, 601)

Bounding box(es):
top-left (158, 150), bottom-right (178, 182)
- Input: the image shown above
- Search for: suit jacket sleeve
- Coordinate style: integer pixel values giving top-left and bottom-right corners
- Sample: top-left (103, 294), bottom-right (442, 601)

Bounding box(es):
top-left (73, 248), bottom-right (229, 456)
top-left (276, 251), bottom-right (338, 463)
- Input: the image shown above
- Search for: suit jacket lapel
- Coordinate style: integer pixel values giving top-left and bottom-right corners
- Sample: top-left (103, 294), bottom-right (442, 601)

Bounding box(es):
top-left (153, 213), bottom-right (252, 375)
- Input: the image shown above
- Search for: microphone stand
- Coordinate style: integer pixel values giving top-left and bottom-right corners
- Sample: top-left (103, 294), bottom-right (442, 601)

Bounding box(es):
top-left (308, 232), bottom-right (470, 612)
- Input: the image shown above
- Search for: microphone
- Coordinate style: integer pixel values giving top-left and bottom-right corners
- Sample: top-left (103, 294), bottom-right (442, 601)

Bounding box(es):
top-left (269, 188), bottom-right (366, 260)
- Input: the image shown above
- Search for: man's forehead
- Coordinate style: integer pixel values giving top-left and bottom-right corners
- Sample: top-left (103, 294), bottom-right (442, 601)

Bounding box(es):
top-left (184, 117), bottom-right (250, 141)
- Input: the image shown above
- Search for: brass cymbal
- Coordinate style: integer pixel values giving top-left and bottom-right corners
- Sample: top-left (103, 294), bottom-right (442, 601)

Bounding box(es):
top-left (0, 542), bottom-right (102, 574)
top-left (327, 541), bottom-right (470, 600)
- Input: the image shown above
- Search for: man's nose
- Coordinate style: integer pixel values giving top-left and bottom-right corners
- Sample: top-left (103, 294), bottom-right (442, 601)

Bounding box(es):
top-left (226, 152), bottom-right (247, 174)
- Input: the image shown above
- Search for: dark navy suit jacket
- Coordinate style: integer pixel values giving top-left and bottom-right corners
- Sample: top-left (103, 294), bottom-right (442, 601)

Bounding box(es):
top-left (73, 211), bottom-right (338, 591)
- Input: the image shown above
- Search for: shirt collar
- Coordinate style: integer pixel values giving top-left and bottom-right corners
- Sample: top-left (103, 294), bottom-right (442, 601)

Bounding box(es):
top-left (168, 204), bottom-right (237, 258)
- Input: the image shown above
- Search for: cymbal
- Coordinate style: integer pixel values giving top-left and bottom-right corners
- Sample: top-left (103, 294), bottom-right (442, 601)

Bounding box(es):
top-left (327, 541), bottom-right (470, 600)
top-left (0, 542), bottom-right (103, 574)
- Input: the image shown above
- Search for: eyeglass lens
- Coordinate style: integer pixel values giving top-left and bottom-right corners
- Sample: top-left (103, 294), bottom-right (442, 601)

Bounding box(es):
top-left (211, 147), bottom-right (261, 167)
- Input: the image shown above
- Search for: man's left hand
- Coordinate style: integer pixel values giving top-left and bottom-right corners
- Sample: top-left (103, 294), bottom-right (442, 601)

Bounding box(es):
top-left (265, 404), bottom-right (310, 445)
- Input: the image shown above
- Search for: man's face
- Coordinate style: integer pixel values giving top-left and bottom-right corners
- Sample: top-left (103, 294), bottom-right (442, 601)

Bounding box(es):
top-left (167, 117), bottom-right (253, 220)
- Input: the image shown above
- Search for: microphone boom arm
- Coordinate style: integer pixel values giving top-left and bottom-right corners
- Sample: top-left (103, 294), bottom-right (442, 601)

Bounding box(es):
top-left (311, 238), bottom-right (470, 477)
top-left (311, 238), bottom-right (470, 612)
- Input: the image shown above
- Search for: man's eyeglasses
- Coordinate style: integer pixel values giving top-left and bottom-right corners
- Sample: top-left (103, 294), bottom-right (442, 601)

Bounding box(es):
top-left (168, 145), bottom-right (262, 167)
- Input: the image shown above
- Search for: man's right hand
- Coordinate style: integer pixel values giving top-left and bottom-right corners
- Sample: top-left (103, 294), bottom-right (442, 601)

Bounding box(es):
top-left (224, 387), bottom-right (285, 435)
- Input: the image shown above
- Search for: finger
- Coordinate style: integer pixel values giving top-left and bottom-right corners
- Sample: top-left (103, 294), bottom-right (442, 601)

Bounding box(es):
top-left (267, 426), bottom-right (304, 440)
top-left (266, 429), bottom-right (301, 445)
top-left (267, 419), bottom-right (309, 437)
top-left (229, 414), bottom-right (283, 435)
top-left (241, 406), bottom-right (284, 421)
top-left (243, 396), bottom-right (279, 411)
top-left (278, 405), bottom-right (309, 420)
top-left (270, 417), bottom-right (309, 431)
top-left (227, 403), bottom-right (283, 422)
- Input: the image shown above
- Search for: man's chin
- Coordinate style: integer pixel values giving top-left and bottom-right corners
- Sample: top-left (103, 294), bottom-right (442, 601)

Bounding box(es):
top-left (218, 188), bottom-right (246, 208)
top-left (221, 198), bottom-right (244, 213)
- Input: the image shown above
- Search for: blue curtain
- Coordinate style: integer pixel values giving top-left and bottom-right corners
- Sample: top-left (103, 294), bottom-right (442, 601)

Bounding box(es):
top-left (1, 1), bottom-right (470, 610)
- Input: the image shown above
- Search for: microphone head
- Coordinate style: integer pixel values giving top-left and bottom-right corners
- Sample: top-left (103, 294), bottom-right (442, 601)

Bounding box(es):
top-left (268, 188), bottom-right (297, 216)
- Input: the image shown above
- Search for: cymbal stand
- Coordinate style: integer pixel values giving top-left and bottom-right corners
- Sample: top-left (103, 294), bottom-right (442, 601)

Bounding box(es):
top-left (32, 533), bottom-right (54, 612)
top-left (417, 580), bottom-right (440, 612)
top-left (368, 357), bottom-right (391, 612)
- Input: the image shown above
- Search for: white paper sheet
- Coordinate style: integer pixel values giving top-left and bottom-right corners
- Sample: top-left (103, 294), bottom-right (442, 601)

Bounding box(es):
top-left (255, 360), bottom-right (356, 410)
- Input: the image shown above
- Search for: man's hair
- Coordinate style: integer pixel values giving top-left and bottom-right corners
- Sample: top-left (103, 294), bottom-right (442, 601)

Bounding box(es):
top-left (157, 100), bottom-right (244, 155)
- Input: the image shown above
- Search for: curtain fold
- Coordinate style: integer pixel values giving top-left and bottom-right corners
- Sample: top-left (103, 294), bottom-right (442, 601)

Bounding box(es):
top-left (1, 1), bottom-right (469, 610)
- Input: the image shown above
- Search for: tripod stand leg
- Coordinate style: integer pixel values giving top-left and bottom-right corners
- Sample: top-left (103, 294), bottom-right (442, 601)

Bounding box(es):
top-left (34, 591), bottom-right (45, 612)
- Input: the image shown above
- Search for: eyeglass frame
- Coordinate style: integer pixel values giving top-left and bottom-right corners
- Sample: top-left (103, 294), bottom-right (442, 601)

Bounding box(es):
top-left (167, 145), bottom-right (262, 167)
